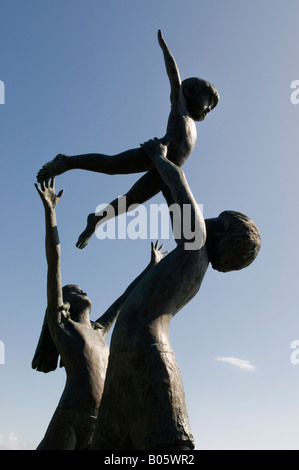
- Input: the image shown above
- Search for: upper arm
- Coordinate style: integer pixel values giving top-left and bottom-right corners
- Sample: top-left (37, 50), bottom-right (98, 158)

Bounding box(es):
top-left (46, 253), bottom-right (63, 323)
top-left (46, 305), bottom-right (70, 344)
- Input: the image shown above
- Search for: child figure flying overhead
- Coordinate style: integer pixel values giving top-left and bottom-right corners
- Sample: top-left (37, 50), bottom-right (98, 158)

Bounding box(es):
top-left (37, 30), bottom-right (219, 249)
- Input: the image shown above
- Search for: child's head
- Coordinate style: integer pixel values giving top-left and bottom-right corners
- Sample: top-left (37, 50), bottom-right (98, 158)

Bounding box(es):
top-left (182, 77), bottom-right (219, 121)
top-left (62, 284), bottom-right (92, 319)
top-left (206, 211), bottom-right (261, 272)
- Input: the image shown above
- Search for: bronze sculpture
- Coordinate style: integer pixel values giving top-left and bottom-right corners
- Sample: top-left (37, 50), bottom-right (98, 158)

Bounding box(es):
top-left (33, 31), bottom-right (261, 450)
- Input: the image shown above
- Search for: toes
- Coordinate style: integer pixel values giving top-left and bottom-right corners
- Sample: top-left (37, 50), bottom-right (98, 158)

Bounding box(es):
top-left (36, 171), bottom-right (46, 183)
top-left (76, 241), bottom-right (87, 250)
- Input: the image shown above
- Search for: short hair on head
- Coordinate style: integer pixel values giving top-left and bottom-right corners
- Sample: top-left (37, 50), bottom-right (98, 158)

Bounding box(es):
top-left (210, 211), bottom-right (261, 273)
top-left (182, 77), bottom-right (220, 109)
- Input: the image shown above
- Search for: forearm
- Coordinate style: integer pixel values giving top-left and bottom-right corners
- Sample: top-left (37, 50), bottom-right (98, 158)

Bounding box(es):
top-left (150, 150), bottom-right (183, 189)
top-left (143, 140), bottom-right (206, 249)
top-left (158, 30), bottom-right (181, 99)
top-left (45, 209), bottom-right (60, 257)
top-left (44, 207), bottom-right (63, 312)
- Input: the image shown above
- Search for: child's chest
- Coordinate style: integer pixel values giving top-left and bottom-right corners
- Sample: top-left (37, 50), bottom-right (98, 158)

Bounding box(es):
top-left (168, 115), bottom-right (197, 166)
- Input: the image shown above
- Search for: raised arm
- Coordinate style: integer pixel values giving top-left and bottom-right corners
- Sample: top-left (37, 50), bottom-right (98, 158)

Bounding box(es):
top-left (141, 139), bottom-right (206, 250)
top-left (96, 241), bottom-right (167, 337)
top-left (35, 179), bottom-right (64, 326)
top-left (158, 30), bottom-right (182, 105)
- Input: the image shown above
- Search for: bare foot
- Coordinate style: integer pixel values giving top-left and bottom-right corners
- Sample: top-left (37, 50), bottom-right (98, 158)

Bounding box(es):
top-left (37, 154), bottom-right (68, 183)
top-left (76, 213), bottom-right (98, 249)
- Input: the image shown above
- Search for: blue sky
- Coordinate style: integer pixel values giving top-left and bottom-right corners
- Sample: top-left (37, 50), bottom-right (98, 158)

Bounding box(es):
top-left (0, 0), bottom-right (299, 450)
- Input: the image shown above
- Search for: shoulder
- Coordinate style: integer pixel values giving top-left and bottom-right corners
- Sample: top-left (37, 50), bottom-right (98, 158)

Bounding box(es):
top-left (170, 84), bottom-right (187, 113)
top-left (46, 308), bottom-right (74, 344)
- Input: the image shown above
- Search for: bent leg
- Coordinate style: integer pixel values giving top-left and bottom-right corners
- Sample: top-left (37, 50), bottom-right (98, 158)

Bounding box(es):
top-left (37, 147), bottom-right (154, 183)
top-left (76, 170), bottom-right (164, 249)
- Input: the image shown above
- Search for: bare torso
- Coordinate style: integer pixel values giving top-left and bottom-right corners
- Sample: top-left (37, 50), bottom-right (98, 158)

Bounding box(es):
top-left (109, 245), bottom-right (209, 356)
top-left (161, 107), bottom-right (197, 169)
top-left (51, 319), bottom-right (109, 416)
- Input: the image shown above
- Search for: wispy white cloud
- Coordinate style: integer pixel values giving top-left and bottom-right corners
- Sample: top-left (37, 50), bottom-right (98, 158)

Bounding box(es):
top-left (0, 432), bottom-right (27, 450)
top-left (215, 357), bottom-right (257, 372)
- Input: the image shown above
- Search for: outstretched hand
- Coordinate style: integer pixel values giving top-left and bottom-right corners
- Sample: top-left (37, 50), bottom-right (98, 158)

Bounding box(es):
top-left (35, 178), bottom-right (64, 211)
top-left (151, 240), bottom-right (168, 266)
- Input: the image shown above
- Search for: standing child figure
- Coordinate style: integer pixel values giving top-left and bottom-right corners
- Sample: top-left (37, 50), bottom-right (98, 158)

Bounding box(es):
top-left (37, 30), bottom-right (219, 249)
top-left (33, 178), bottom-right (167, 450)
